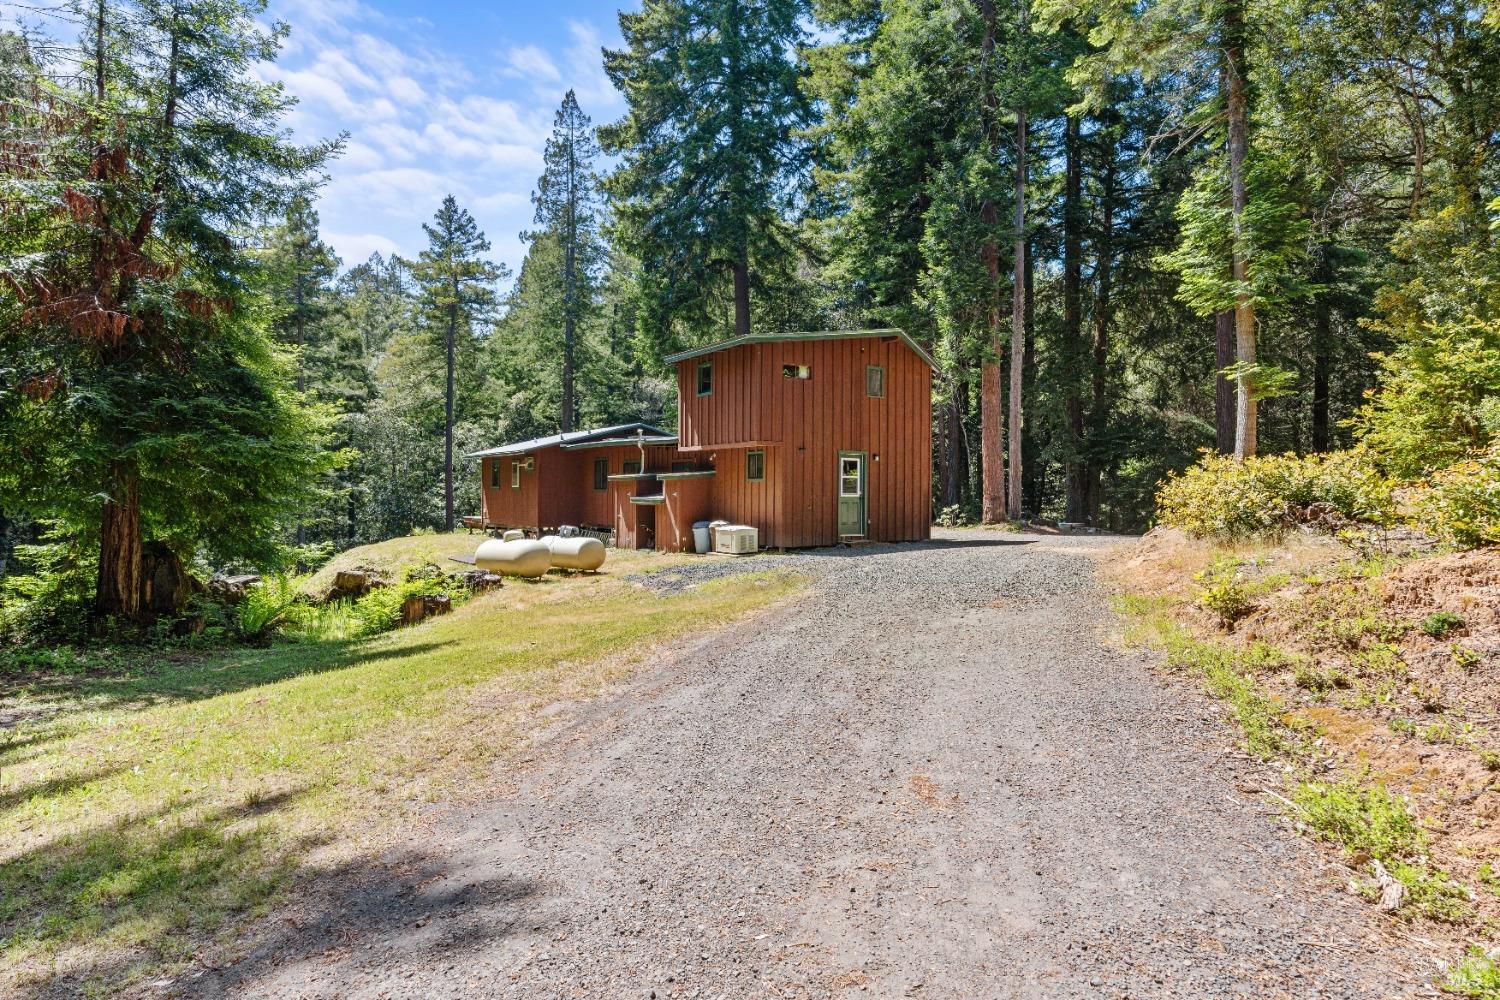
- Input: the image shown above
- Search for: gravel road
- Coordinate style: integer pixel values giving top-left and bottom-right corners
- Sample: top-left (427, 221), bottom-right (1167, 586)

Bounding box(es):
top-left (212, 529), bottom-right (1433, 999)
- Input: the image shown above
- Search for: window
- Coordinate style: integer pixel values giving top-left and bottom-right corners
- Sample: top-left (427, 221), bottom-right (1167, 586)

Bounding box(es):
top-left (840, 455), bottom-right (863, 497)
top-left (593, 457), bottom-right (609, 491)
top-left (746, 450), bottom-right (765, 482)
top-left (670, 460), bottom-right (694, 472)
top-left (490, 459), bottom-right (501, 489)
top-left (511, 458), bottom-right (522, 489)
top-left (623, 460), bottom-right (642, 475)
top-left (696, 362), bottom-right (713, 396)
top-left (866, 364), bottom-right (886, 398)
top-left (782, 363), bottom-right (810, 380)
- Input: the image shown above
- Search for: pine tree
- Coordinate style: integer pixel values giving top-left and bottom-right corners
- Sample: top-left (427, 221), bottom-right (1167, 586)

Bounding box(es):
top-left (528, 90), bottom-right (605, 432)
top-left (601, 0), bottom-right (813, 348)
top-left (401, 196), bottom-right (504, 532)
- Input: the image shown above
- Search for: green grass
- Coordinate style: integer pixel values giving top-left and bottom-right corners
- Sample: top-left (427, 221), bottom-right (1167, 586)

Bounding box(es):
top-left (1113, 593), bottom-right (1309, 760)
top-left (1289, 778), bottom-right (1471, 923)
top-left (0, 539), bottom-right (806, 994)
top-left (1113, 581), bottom-right (1477, 927)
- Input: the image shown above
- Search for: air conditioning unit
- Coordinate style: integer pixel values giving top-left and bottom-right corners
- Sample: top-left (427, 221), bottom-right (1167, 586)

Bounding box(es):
top-left (714, 525), bottom-right (758, 554)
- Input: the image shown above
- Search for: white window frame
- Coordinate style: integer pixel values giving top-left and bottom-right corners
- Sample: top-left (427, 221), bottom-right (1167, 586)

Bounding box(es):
top-left (839, 455), bottom-right (863, 497)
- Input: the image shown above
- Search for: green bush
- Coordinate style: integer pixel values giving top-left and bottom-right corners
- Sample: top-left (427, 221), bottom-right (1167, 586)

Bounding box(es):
top-left (0, 541), bottom-right (95, 645)
top-left (1421, 611), bottom-right (1467, 638)
top-left (235, 575), bottom-right (303, 639)
top-left (1156, 450), bottom-right (1397, 541)
top-left (1195, 558), bottom-right (1255, 627)
top-left (1353, 315), bottom-right (1500, 480)
top-left (1410, 449), bottom-right (1500, 549)
top-left (1290, 778), bottom-right (1424, 861)
top-left (1442, 947), bottom-right (1500, 997)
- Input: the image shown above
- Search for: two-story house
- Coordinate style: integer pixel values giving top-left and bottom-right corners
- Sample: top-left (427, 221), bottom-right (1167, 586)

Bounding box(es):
top-left (469, 329), bottom-right (933, 551)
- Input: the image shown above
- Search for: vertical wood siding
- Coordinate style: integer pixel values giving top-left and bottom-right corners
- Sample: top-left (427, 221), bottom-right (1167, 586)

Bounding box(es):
top-left (679, 335), bottom-right (931, 547)
top-left (478, 334), bottom-right (930, 549)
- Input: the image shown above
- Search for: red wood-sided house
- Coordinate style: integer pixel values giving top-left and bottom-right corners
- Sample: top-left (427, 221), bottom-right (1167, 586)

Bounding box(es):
top-left (470, 329), bottom-right (933, 551)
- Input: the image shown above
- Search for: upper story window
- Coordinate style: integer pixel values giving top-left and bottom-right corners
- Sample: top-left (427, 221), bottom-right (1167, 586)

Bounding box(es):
top-left (623, 460), bottom-right (642, 475)
top-left (782, 364), bottom-right (810, 380)
top-left (866, 364), bottom-right (886, 398)
top-left (696, 362), bottom-right (713, 396)
top-left (670, 460), bottom-right (694, 472)
top-left (490, 459), bottom-right (501, 489)
top-left (593, 457), bottom-right (608, 491)
top-left (511, 458), bottom-right (523, 489)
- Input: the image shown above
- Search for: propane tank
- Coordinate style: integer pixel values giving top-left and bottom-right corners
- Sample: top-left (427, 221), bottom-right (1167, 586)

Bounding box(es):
top-left (474, 538), bottom-right (551, 578)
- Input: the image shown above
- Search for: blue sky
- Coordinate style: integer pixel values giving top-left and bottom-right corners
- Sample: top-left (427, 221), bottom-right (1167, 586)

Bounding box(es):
top-left (260, 0), bottom-right (630, 275)
top-left (0, 0), bottom-right (631, 275)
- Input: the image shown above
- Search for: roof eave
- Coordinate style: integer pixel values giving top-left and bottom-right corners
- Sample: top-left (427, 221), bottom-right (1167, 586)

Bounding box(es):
top-left (662, 329), bottom-right (936, 369)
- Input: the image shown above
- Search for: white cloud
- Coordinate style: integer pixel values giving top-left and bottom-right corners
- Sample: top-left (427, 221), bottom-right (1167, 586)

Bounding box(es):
top-left (504, 44), bottom-right (561, 84)
top-left (326, 231), bottom-right (399, 265)
top-left (255, 0), bottom-right (624, 278)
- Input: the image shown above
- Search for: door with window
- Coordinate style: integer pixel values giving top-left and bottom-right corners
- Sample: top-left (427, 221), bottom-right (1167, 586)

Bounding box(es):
top-left (837, 452), bottom-right (866, 537)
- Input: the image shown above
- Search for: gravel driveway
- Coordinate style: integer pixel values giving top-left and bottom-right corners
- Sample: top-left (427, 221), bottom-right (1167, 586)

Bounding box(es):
top-left (212, 529), bottom-right (1432, 999)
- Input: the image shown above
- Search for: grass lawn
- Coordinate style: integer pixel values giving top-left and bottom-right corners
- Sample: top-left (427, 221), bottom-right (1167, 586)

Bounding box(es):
top-left (0, 536), bottom-right (805, 996)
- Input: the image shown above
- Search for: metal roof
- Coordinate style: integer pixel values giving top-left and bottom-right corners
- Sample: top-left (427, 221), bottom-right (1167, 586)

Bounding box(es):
top-left (466, 422), bottom-right (671, 459)
top-left (661, 329), bottom-right (937, 369)
top-left (560, 434), bottom-right (677, 450)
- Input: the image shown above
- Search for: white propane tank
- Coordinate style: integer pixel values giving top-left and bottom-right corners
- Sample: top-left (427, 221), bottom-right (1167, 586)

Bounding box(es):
top-left (474, 538), bottom-right (551, 578)
top-left (501, 528), bottom-right (526, 541)
top-left (545, 536), bottom-right (606, 571)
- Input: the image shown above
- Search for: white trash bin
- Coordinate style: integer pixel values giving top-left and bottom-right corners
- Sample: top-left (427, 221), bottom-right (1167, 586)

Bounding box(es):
top-left (692, 521), bottom-right (712, 554)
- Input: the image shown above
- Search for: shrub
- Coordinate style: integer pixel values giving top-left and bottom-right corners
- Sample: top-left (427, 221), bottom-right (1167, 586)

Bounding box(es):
top-left (1421, 611), bottom-right (1466, 638)
top-left (1353, 315), bottom-right (1500, 481)
top-left (1442, 947), bottom-right (1500, 997)
top-left (1157, 450), bottom-right (1397, 541)
top-left (1409, 449), bottom-right (1500, 549)
top-left (1195, 558), bottom-right (1255, 627)
top-left (1290, 778), bottom-right (1424, 861)
top-left (235, 575), bottom-right (303, 639)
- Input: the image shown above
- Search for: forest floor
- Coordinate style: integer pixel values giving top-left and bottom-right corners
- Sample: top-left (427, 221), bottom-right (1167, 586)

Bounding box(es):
top-left (186, 528), bottom-right (1450, 999)
top-left (0, 537), bottom-right (804, 998)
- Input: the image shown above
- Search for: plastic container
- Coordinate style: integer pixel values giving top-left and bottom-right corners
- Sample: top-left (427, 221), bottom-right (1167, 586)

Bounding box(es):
top-left (692, 520), bottom-right (712, 554)
top-left (708, 519), bottom-right (730, 550)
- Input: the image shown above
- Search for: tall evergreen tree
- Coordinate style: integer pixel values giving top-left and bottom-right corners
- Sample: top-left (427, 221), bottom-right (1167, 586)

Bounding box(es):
top-left (601, 0), bottom-right (813, 349)
top-left (0, 0), bottom-right (340, 623)
top-left (400, 196), bottom-right (504, 532)
top-left (529, 90), bottom-right (605, 431)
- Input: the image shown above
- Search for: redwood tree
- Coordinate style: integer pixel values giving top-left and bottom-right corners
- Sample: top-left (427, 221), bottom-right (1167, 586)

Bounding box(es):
top-left (0, 0), bottom-right (340, 625)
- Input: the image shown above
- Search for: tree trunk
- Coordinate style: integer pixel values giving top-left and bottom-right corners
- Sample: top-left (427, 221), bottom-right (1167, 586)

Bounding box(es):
top-left (731, 258), bottom-right (751, 338)
top-left (444, 299), bottom-right (456, 532)
top-left (1086, 159), bottom-right (1116, 526)
top-left (975, 0), bottom-right (1006, 525)
top-left (96, 463), bottom-right (142, 623)
top-left (1214, 311), bottom-right (1236, 453)
top-left (1224, 0), bottom-right (1256, 459)
top-left (1062, 113), bottom-right (1086, 522)
top-left (1312, 317), bottom-right (1331, 452)
top-left (1007, 90), bottom-right (1027, 521)
top-left (561, 119), bottom-right (577, 433)
top-left (294, 244), bottom-right (307, 547)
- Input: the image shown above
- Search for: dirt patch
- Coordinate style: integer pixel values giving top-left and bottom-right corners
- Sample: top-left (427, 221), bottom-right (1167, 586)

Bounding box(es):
top-left (1117, 530), bottom-right (1500, 949)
